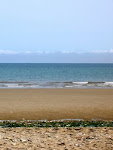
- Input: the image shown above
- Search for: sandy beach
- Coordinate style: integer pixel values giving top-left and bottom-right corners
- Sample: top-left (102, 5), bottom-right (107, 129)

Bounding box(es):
top-left (0, 127), bottom-right (112, 149)
top-left (0, 89), bottom-right (113, 121)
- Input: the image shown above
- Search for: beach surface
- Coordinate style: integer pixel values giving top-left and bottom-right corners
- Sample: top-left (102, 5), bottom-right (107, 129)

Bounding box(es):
top-left (0, 89), bottom-right (113, 121)
top-left (0, 127), bottom-right (113, 149)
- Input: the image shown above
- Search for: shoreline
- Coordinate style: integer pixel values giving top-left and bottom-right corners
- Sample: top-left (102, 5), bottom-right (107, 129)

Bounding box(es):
top-left (0, 80), bottom-right (113, 89)
top-left (0, 89), bottom-right (113, 120)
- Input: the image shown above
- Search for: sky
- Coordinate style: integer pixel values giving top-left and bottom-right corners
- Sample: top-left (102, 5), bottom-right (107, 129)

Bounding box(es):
top-left (0, 0), bottom-right (113, 63)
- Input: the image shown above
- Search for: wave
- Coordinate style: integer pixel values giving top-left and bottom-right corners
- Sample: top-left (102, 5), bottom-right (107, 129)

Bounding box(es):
top-left (0, 81), bottom-right (113, 88)
top-left (0, 81), bottom-right (28, 83)
top-left (104, 82), bottom-right (113, 86)
top-left (73, 82), bottom-right (88, 85)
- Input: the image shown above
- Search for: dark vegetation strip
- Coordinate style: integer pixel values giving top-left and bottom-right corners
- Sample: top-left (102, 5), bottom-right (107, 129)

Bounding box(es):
top-left (0, 120), bottom-right (113, 128)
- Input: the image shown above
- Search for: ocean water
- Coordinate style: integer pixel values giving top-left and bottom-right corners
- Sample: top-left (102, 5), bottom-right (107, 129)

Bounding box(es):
top-left (0, 63), bottom-right (113, 88)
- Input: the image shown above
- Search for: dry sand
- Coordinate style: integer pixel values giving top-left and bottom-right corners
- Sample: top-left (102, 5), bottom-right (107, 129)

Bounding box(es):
top-left (0, 89), bottom-right (113, 120)
top-left (0, 127), bottom-right (113, 150)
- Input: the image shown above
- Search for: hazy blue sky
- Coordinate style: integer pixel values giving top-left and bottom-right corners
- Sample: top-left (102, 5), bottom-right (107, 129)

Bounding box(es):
top-left (0, 0), bottom-right (113, 62)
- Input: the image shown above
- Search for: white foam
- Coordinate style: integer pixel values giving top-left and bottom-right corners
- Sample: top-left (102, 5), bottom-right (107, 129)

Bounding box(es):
top-left (65, 86), bottom-right (73, 88)
top-left (104, 82), bottom-right (113, 86)
top-left (5, 84), bottom-right (23, 88)
top-left (73, 82), bottom-right (88, 85)
top-left (0, 81), bottom-right (113, 88)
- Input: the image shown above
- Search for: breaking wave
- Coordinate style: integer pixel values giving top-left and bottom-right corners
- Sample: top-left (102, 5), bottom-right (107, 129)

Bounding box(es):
top-left (0, 81), bottom-right (113, 89)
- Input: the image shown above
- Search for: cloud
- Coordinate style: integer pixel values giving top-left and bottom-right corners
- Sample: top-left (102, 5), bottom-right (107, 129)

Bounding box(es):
top-left (0, 49), bottom-right (113, 55)
top-left (60, 49), bottom-right (113, 54)
top-left (90, 49), bottom-right (113, 53)
top-left (0, 50), bottom-right (43, 55)
top-left (0, 50), bottom-right (19, 54)
top-left (61, 51), bottom-right (75, 54)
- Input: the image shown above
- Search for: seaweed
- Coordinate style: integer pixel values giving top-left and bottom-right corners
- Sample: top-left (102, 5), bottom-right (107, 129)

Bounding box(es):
top-left (0, 120), bottom-right (113, 128)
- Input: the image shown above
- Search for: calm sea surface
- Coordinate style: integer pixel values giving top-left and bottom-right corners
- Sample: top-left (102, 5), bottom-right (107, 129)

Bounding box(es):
top-left (0, 63), bottom-right (113, 88)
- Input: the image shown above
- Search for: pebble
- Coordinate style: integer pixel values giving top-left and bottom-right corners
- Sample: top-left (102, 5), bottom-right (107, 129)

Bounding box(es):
top-left (0, 127), bottom-right (112, 149)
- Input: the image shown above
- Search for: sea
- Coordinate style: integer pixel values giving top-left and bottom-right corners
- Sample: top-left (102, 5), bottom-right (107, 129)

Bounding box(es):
top-left (0, 63), bottom-right (113, 89)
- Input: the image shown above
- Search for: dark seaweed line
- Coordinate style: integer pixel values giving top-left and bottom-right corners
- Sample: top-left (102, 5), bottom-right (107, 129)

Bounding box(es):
top-left (0, 120), bottom-right (113, 128)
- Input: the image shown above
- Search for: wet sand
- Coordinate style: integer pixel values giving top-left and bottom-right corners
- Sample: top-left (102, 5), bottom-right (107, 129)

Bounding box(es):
top-left (0, 89), bottom-right (113, 120)
top-left (0, 127), bottom-right (113, 149)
